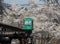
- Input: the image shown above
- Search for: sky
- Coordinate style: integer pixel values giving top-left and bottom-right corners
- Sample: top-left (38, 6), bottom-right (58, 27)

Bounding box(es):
top-left (4, 0), bottom-right (45, 5)
top-left (35, 0), bottom-right (45, 4)
top-left (4, 0), bottom-right (30, 5)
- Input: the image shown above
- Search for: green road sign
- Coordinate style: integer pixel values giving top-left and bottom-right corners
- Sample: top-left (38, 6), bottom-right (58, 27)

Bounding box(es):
top-left (23, 18), bottom-right (33, 30)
